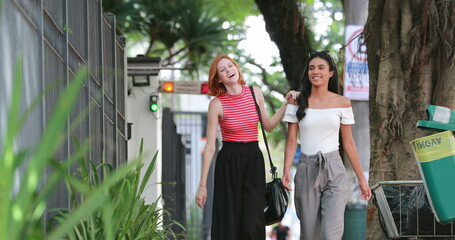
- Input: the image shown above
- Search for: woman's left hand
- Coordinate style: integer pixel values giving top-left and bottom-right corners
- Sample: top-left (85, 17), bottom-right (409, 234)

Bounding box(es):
top-left (359, 180), bottom-right (372, 201)
top-left (286, 90), bottom-right (300, 104)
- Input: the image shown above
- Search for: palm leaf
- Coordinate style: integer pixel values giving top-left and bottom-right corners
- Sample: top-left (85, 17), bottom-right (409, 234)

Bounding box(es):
top-left (47, 159), bottom-right (140, 240)
top-left (0, 57), bottom-right (23, 239)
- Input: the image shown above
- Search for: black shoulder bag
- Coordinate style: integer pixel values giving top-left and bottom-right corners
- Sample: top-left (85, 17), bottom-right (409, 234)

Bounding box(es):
top-left (249, 86), bottom-right (289, 226)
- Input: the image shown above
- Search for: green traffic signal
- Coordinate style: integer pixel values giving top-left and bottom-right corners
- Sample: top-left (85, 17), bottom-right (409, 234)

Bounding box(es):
top-left (150, 95), bottom-right (159, 112)
top-left (150, 103), bottom-right (159, 111)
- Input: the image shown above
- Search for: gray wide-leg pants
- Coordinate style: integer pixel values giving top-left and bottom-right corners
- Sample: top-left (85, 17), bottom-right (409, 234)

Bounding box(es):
top-left (294, 150), bottom-right (348, 240)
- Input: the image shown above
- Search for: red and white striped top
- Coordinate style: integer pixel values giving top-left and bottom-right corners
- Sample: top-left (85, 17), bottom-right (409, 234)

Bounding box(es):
top-left (218, 85), bottom-right (259, 142)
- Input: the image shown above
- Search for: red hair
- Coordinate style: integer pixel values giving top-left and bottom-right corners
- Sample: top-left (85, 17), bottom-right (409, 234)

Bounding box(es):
top-left (207, 55), bottom-right (246, 97)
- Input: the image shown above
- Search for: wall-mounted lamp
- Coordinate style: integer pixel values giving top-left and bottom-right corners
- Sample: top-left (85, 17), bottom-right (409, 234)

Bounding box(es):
top-left (127, 56), bottom-right (161, 89)
top-left (131, 74), bottom-right (151, 87)
top-left (127, 55), bottom-right (195, 94)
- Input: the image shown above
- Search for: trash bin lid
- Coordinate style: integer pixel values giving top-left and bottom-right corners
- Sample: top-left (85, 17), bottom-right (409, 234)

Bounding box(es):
top-left (417, 120), bottom-right (455, 132)
top-left (417, 105), bottom-right (455, 132)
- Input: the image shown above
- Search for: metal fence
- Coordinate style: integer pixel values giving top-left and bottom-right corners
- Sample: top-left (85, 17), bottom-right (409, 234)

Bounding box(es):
top-left (0, 0), bottom-right (127, 228)
top-left (173, 111), bottom-right (209, 239)
top-left (165, 110), bottom-right (218, 239)
top-left (162, 108), bottom-right (187, 238)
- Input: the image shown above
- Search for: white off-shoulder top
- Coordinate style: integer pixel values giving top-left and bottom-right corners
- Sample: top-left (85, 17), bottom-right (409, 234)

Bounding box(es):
top-left (283, 104), bottom-right (355, 155)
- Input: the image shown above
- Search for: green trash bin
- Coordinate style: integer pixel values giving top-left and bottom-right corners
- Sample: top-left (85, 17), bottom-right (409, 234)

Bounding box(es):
top-left (410, 130), bottom-right (455, 223)
top-left (342, 204), bottom-right (367, 240)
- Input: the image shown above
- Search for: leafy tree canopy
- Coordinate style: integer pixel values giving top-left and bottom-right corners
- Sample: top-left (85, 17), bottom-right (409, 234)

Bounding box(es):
top-left (103, 0), bottom-right (258, 71)
top-left (201, 0), bottom-right (259, 23)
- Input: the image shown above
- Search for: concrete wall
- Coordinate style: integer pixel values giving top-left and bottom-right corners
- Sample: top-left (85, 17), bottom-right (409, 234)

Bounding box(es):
top-left (126, 78), bottom-right (163, 205)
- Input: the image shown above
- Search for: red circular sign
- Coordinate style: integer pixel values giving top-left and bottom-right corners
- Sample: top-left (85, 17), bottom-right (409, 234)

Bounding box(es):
top-left (347, 28), bottom-right (367, 62)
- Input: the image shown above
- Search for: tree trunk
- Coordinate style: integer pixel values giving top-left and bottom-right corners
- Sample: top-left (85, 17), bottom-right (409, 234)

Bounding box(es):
top-left (365, 1), bottom-right (455, 239)
top-left (254, 0), bottom-right (312, 90)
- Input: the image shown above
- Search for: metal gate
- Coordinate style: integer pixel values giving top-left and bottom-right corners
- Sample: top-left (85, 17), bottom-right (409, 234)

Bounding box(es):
top-left (162, 108), bottom-right (218, 239)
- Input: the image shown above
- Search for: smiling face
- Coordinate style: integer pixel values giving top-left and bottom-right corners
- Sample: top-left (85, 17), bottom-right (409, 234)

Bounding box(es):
top-left (207, 55), bottom-right (246, 96)
top-left (308, 57), bottom-right (334, 88)
top-left (216, 58), bottom-right (239, 85)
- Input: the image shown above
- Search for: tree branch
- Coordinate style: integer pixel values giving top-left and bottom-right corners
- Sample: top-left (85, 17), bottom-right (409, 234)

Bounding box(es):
top-left (246, 58), bottom-right (287, 96)
top-left (254, 0), bottom-right (312, 90)
top-left (161, 47), bottom-right (187, 66)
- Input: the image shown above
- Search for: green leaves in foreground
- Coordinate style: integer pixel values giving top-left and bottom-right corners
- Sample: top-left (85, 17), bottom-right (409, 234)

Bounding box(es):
top-left (0, 63), bottom-right (91, 239)
top-left (52, 146), bottom-right (184, 240)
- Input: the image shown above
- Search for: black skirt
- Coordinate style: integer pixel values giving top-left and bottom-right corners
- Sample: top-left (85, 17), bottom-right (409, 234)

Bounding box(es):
top-left (211, 141), bottom-right (266, 240)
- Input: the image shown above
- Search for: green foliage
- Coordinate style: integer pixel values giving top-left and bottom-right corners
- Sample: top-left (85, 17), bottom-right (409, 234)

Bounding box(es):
top-left (170, 0), bottom-right (242, 67)
top-left (52, 146), bottom-right (184, 239)
top-left (297, 0), bottom-right (345, 52)
top-left (201, 0), bottom-right (259, 24)
top-left (101, 0), bottom-right (143, 35)
top-left (102, 0), bottom-right (246, 71)
top-left (0, 60), bottom-right (93, 239)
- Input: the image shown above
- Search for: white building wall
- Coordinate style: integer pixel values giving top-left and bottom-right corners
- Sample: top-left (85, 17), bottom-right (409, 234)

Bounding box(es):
top-left (126, 78), bottom-right (162, 205)
top-left (179, 94), bottom-right (211, 112)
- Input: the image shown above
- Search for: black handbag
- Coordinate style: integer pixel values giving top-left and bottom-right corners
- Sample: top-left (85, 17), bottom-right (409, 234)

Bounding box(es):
top-left (249, 86), bottom-right (289, 226)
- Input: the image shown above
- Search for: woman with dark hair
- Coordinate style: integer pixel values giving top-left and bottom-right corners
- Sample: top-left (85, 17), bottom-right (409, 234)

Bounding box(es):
top-left (282, 51), bottom-right (371, 240)
top-left (195, 54), bottom-right (298, 239)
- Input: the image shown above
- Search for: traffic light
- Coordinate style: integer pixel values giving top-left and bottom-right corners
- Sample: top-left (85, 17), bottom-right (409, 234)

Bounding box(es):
top-left (150, 95), bottom-right (159, 112)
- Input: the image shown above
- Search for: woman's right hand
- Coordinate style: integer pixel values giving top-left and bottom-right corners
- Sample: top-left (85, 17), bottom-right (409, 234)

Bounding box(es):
top-left (195, 186), bottom-right (207, 208)
top-left (358, 179), bottom-right (372, 201)
top-left (282, 171), bottom-right (293, 191)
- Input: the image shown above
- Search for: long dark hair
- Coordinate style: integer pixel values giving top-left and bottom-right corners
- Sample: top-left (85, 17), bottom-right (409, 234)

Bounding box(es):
top-left (296, 50), bottom-right (339, 121)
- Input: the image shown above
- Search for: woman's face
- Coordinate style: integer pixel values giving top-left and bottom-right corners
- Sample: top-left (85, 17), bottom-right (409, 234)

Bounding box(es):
top-left (308, 57), bottom-right (333, 88)
top-left (217, 58), bottom-right (239, 85)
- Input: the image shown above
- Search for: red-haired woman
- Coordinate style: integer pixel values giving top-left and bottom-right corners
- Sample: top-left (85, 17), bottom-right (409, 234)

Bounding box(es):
top-left (195, 54), bottom-right (298, 239)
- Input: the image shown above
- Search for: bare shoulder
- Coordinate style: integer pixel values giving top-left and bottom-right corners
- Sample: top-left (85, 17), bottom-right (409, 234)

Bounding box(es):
top-left (208, 97), bottom-right (222, 112)
top-left (209, 97), bottom-right (222, 108)
top-left (252, 85), bottom-right (262, 95)
top-left (251, 85), bottom-right (264, 101)
top-left (329, 93), bottom-right (351, 108)
top-left (336, 95), bottom-right (352, 108)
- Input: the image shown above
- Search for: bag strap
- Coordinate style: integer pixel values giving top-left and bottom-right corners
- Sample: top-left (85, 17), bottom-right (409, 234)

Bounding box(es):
top-left (249, 86), bottom-right (277, 178)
